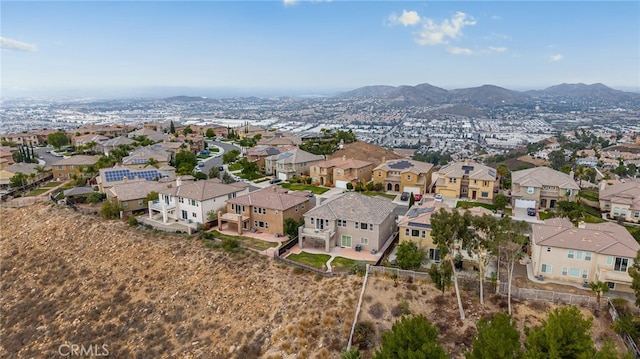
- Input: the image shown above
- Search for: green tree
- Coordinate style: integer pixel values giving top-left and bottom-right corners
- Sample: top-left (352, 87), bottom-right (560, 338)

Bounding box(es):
top-left (495, 218), bottom-right (530, 315)
top-left (222, 149), bottom-right (241, 164)
top-left (524, 306), bottom-right (595, 359)
top-left (9, 172), bottom-right (29, 190)
top-left (341, 347), bottom-right (362, 359)
top-left (174, 150), bottom-right (197, 175)
top-left (428, 261), bottom-right (453, 293)
top-left (47, 131), bottom-right (70, 150)
top-left (86, 192), bottom-right (105, 204)
top-left (396, 241), bottom-right (424, 270)
top-left (208, 166), bottom-right (220, 179)
top-left (589, 281), bottom-right (610, 308)
top-left (466, 313), bottom-right (521, 359)
top-left (629, 250), bottom-right (640, 306)
top-left (283, 217), bottom-right (304, 239)
top-left (431, 208), bottom-right (475, 320)
top-left (374, 315), bottom-right (447, 359)
top-left (205, 128), bottom-right (215, 138)
top-left (493, 194), bottom-right (509, 212)
top-left (470, 214), bottom-right (499, 305)
top-left (496, 163), bottom-right (511, 189)
top-left (101, 198), bottom-right (123, 219)
top-left (169, 120), bottom-right (176, 134)
top-left (548, 150), bottom-right (567, 170)
top-left (182, 125), bottom-right (193, 136)
top-left (206, 209), bottom-right (218, 223)
top-left (408, 192), bottom-right (415, 207)
top-left (145, 191), bottom-right (159, 204)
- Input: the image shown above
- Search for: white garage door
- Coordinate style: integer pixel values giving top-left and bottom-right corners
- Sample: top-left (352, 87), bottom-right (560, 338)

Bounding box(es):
top-left (515, 199), bottom-right (536, 208)
top-left (278, 172), bottom-right (288, 181)
top-left (335, 180), bottom-right (349, 189)
top-left (403, 186), bottom-right (421, 195)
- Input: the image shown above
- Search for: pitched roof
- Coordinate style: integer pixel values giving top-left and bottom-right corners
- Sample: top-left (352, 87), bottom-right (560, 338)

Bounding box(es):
top-left (122, 146), bottom-right (172, 165)
top-left (52, 155), bottom-right (100, 166)
top-left (108, 180), bottom-right (172, 201)
top-left (437, 161), bottom-right (496, 181)
top-left (512, 166), bottom-right (579, 190)
top-left (266, 148), bottom-right (324, 164)
top-left (159, 178), bottom-right (249, 201)
top-left (313, 156), bottom-right (372, 170)
top-left (532, 218), bottom-right (639, 257)
top-left (102, 136), bottom-right (135, 147)
top-left (227, 186), bottom-right (309, 211)
top-left (599, 179), bottom-right (640, 202)
top-left (304, 192), bottom-right (397, 224)
top-left (3, 163), bottom-right (44, 175)
top-left (129, 128), bottom-right (168, 142)
top-left (373, 159), bottom-right (434, 175)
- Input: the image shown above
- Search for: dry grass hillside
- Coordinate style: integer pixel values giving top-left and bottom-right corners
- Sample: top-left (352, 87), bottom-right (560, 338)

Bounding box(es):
top-left (0, 203), bottom-right (361, 358)
top-left (329, 141), bottom-right (403, 167)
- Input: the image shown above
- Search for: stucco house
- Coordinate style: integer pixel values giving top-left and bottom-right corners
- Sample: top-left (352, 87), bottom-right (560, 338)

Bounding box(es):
top-left (530, 218), bottom-right (639, 293)
top-left (220, 186), bottom-right (311, 236)
top-left (372, 159), bottom-right (434, 195)
top-left (121, 145), bottom-right (173, 169)
top-left (51, 155), bottom-right (100, 181)
top-left (148, 178), bottom-right (249, 226)
top-left (434, 160), bottom-right (497, 200)
top-left (107, 178), bottom-right (173, 215)
top-left (599, 179), bottom-right (640, 222)
top-left (298, 192), bottom-right (398, 253)
top-left (264, 148), bottom-right (325, 181)
top-left (511, 166), bottom-right (579, 209)
top-left (310, 156), bottom-right (373, 188)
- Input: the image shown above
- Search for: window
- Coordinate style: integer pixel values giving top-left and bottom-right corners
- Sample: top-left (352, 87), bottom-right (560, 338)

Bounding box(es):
top-left (484, 181), bottom-right (489, 186)
top-left (360, 238), bottom-right (369, 245)
top-left (581, 270), bottom-right (588, 279)
top-left (614, 257), bottom-right (629, 272)
top-left (449, 178), bottom-right (457, 183)
top-left (405, 228), bottom-right (409, 236)
top-left (122, 202), bottom-right (128, 208)
top-left (613, 207), bottom-right (620, 216)
top-left (568, 250), bottom-right (574, 259)
top-left (585, 252), bottom-right (592, 261)
top-left (562, 267), bottom-right (568, 276)
top-left (526, 187), bottom-right (535, 194)
top-left (341, 235), bottom-right (352, 248)
top-left (337, 219), bottom-right (347, 227)
top-left (137, 199), bottom-right (143, 206)
top-left (541, 264), bottom-right (552, 273)
top-left (621, 208), bottom-right (627, 217)
top-left (576, 251), bottom-right (584, 260)
top-left (606, 282), bottom-right (615, 290)
top-left (378, 171), bottom-right (382, 177)
top-left (369, 224), bottom-right (373, 231)
top-left (301, 203), bottom-right (305, 209)
top-left (311, 218), bottom-right (314, 224)
top-left (635, 211), bottom-right (640, 219)
top-left (407, 174), bottom-right (411, 181)
top-left (421, 231), bottom-right (426, 238)
top-left (429, 248), bottom-right (440, 262)
top-left (361, 223), bottom-right (368, 230)
top-left (411, 229), bottom-right (420, 237)
top-left (569, 268), bottom-right (580, 277)
top-left (546, 247), bottom-right (551, 252)
top-left (481, 192), bottom-right (489, 198)
top-left (179, 197), bottom-right (184, 203)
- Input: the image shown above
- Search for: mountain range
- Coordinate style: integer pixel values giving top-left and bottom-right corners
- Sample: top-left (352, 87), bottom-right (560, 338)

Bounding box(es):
top-left (335, 83), bottom-right (640, 107)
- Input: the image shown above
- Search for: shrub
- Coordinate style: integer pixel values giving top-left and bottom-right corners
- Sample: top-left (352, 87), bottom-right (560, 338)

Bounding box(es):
top-left (352, 321), bottom-right (376, 350)
top-left (128, 216), bottom-right (138, 226)
top-left (368, 302), bottom-right (385, 319)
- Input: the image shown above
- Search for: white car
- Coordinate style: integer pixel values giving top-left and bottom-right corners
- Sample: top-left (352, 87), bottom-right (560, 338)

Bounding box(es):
top-left (434, 194), bottom-right (443, 202)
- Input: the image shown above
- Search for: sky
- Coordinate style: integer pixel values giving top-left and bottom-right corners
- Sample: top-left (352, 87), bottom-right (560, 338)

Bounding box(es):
top-left (1, 1), bottom-right (639, 97)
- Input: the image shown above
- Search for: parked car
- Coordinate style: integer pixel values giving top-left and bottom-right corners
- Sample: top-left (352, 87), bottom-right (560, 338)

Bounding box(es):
top-left (400, 192), bottom-right (409, 201)
top-left (413, 193), bottom-right (422, 201)
top-left (197, 161), bottom-right (205, 167)
top-left (527, 207), bottom-right (536, 216)
top-left (218, 166), bottom-right (224, 171)
top-left (269, 178), bottom-right (282, 184)
top-left (434, 194), bottom-right (443, 202)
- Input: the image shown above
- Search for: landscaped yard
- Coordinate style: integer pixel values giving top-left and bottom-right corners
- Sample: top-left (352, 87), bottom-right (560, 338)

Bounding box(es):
top-left (237, 172), bottom-right (264, 181)
top-left (361, 191), bottom-right (396, 200)
top-left (228, 163), bottom-right (243, 171)
top-left (286, 252), bottom-right (331, 269)
top-left (579, 189), bottom-right (599, 202)
top-left (25, 188), bottom-right (48, 197)
top-left (208, 230), bottom-right (278, 251)
top-left (279, 183), bottom-right (330, 194)
top-left (41, 182), bottom-right (60, 188)
top-left (456, 201), bottom-right (497, 211)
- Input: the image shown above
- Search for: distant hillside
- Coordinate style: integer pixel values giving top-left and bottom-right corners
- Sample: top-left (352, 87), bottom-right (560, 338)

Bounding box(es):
top-left (329, 141), bottom-right (403, 166)
top-left (163, 96), bottom-right (216, 103)
top-left (336, 82), bottom-right (640, 107)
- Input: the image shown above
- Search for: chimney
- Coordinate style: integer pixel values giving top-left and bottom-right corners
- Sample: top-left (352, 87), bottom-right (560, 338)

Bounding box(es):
top-left (382, 156), bottom-right (386, 164)
top-left (176, 177), bottom-right (182, 187)
top-left (569, 170), bottom-right (574, 180)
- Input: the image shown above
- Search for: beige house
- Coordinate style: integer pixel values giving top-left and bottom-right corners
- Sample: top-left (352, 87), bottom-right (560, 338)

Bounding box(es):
top-left (372, 159), bottom-right (434, 195)
top-left (98, 136), bottom-right (135, 155)
top-left (96, 166), bottom-right (175, 192)
top-left (106, 179), bottom-right (173, 214)
top-left (511, 166), bottom-right (579, 209)
top-left (0, 163), bottom-right (50, 189)
top-left (264, 148), bottom-right (325, 181)
top-left (257, 132), bottom-right (302, 147)
top-left (121, 146), bottom-right (172, 169)
top-left (221, 186), bottom-right (311, 236)
top-left (310, 156), bottom-right (373, 188)
top-left (599, 179), bottom-right (640, 222)
top-left (51, 155), bottom-right (100, 180)
top-left (1, 133), bottom-right (39, 146)
top-left (128, 128), bottom-right (168, 143)
top-left (530, 218), bottom-right (639, 293)
top-left (246, 146), bottom-right (293, 171)
top-left (434, 160), bottom-right (497, 200)
top-left (299, 192), bottom-right (397, 253)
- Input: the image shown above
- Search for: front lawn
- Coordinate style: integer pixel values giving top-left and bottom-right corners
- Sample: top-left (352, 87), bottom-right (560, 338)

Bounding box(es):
top-left (456, 201), bottom-right (497, 211)
top-left (237, 172), bottom-right (264, 181)
top-left (25, 188), bottom-right (48, 197)
top-left (361, 191), bottom-right (396, 200)
top-left (625, 225), bottom-right (640, 241)
top-left (41, 182), bottom-right (60, 188)
top-left (286, 252), bottom-right (331, 269)
top-left (579, 190), bottom-right (599, 202)
top-left (208, 230), bottom-right (278, 251)
top-left (228, 163), bottom-right (243, 171)
top-left (279, 183), bottom-right (330, 194)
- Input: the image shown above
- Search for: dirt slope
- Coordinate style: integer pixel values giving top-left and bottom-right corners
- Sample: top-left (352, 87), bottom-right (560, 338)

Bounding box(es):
top-left (0, 203), bottom-right (360, 358)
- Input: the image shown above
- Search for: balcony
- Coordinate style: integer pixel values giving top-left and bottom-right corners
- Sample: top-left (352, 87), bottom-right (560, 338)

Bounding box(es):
top-left (598, 267), bottom-right (633, 285)
top-left (149, 200), bottom-right (175, 211)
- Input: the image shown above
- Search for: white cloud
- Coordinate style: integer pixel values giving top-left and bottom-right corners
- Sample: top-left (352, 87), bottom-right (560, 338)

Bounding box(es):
top-left (283, 0), bottom-right (298, 5)
top-left (0, 37), bottom-right (37, 52)
top-left (415, 11), bottom-right (476, 46)
top-left (487, 46), bottom-right (508, 53)
top-left (388, 10), bottom-right (421, 27)
top-left (447, 46), bottom-right (474, 55)
top-left (549, 53), bottom-right (564, 62)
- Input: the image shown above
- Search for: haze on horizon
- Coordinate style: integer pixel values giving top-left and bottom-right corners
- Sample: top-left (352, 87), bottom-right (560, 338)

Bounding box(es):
top-left (2, 1), bottom-right (639, 98)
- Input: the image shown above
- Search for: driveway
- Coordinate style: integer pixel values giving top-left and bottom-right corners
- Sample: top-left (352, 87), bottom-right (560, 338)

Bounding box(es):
top-left (201, 141), bottom-right (240, 176)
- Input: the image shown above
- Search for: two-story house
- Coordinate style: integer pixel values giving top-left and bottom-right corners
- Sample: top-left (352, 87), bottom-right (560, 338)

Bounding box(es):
top-left (298, 192), bottom-right (397, 253)
top-left (106, 178), bottom-right (173, 215)
top-left (264, 148), bottom-right (325, 181)
top-left (96, 166), bottom-right (175, 192)
top-left (434, 160), bottom-right (497, 200)
top-left (220, 186), bottom-right (310, 236)
top-left (0, 163), bottom-right (51, 189)
top-left (531, 218), bottom-right (639, 293)
top-left (310, 156), bottom-right (373, 188)
top-left (51, 155), bottom-right (100, 180)
top-left (372, 159), bottom-right (434, 195)
top-left (128, 128), bottom-right (168, 143)
top-left (511, 166), bottom-right (579, 209)
top-left (148, 178), bottom-right (249, 226)
top-left (599, 179), bottom-right (640, 222)
top-left (121, 145), bottom-right (173, 169)
top-left (246, 146), bottom-right (293, 171)
top-left (98, 136), bottom-right (135, 156)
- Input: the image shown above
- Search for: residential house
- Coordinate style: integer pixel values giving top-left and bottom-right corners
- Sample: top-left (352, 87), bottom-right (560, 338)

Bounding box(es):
top-left (310, 156), bottom-right (373, 188)
top-left (96, 166), bottom-right (175, 191)
top-left (149, 178), bottom-right (250, 226)
top-left (599, 179), bottom-right (640, 222)
top-left (257, 132), bottom-right (302, 147)
top-left (235, 124), bottom-right (267, 139)
top-left (246, 146), bottom-right (292, 171)
top-left (530, 218), bottom-right (640, 293)
top-left (372, 159), bottom-right (435, 195)
top-left (434, 160), bottom-right (497, 200)
top-left (298, 192), bottom-right (397, 253)
top-left (1, 133), bottom-right (39, 146)
top-left (71, 133), bottom-right (108, 148)
top-left (74, 124), bottom-right (130, 138)
top-left (576, 156), bottom-right (599, 167)
top-left (0, 163), bottom-right (51, 189)
top-left (511, 167), bottom-right (579, 209)
top-left (128, 128), bottom-right (168, 143)
top-left (264, 148), bottom-right (325, 181)
top-left (220, 186), bottom-right (310, 235)
top-left (32, 129), bottom-right (58, 145)
top-left (121, 145), bottom-right (172, 169)
top-left (98, 136), bottom-right (135, 155)
top-left (107, 178), bottom-right (173, 214)
top-left (51, 155), bottom-right (100, 180)
top-left (0, 147), bottom-right (15, 166)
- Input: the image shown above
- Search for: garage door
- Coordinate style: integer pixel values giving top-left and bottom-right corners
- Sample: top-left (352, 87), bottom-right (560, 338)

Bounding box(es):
top-left (403, 186), bottom-right (421, 195)
top-left (515, 199), bottom-right (536, 208)
top-left (335, 180), bottom-right (349, 189)
top-left (278, 172), bottom-right (288, 181)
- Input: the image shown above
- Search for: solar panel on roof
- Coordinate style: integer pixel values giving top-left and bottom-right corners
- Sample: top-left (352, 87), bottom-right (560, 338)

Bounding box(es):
top-left (389, 160), bottom-right (412, 169)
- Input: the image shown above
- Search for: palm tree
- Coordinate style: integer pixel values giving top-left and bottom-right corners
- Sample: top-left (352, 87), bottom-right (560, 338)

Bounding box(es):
top-left (574, 165), bottom-right (586, 188)
top-left (589, 281), bottom-right (610, 308)
top-left (496, 163), bottom-right (510, 189)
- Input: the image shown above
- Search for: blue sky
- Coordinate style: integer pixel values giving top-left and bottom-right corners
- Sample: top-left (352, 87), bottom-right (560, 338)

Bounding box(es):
top-left (2, 1), bottom-right (639, 96)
